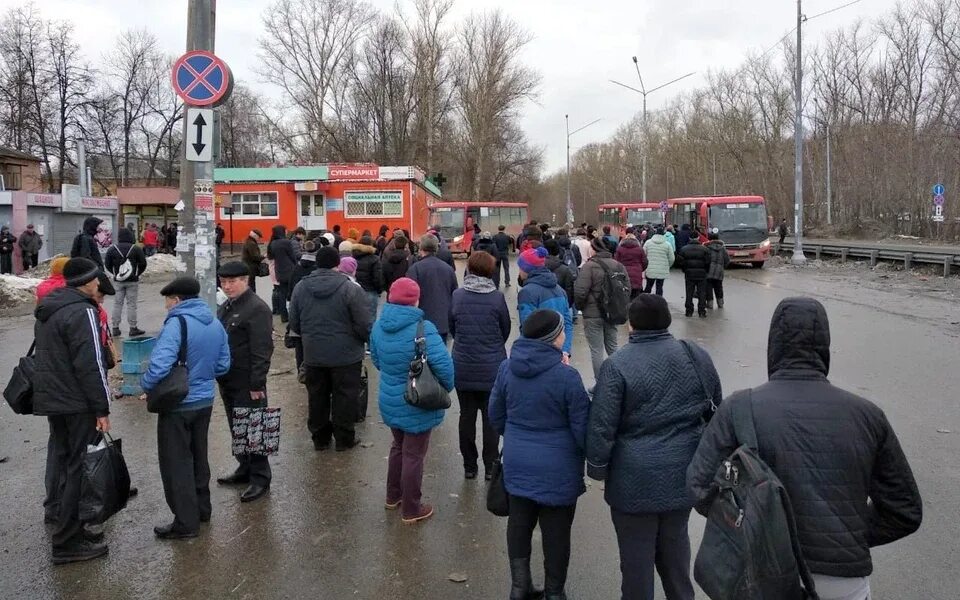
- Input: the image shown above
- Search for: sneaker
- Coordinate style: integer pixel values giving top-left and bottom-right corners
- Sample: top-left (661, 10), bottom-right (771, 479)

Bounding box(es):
top-left (111, 327), bottom-right (122, 338)
top-left (384, 498), bottom-right (402, 510)
top-left (464, 469), bottom-right (478, 480)
top-left (52, 540), bottom-right (109, 565)
top-left (129, 327), bottom-right (146, 337)
top-left (401, 504), bottom-right (434, 524)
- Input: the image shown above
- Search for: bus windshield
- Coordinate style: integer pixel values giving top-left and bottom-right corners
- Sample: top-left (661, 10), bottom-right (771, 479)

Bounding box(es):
top-left (626, 209), bottom-right (664, 226)
top-left (429, 207), bottom-right (465, 240)
top-left (709, 203), bottom-right (767, 234)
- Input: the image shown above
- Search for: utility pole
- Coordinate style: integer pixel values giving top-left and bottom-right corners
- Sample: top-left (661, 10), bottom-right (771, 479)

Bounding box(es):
top-left (712, 153), bottom-right (717, 195)
top-left (566, 115), bottom-right (600, 224)
top-left (826, 118), bottom-right (832, 226)
top-left (76, 137), bottom-right (87, 195)
top-left (792, 0), bottom-right (807, 265)
top-left (177, 0), bottom-right (218, 308)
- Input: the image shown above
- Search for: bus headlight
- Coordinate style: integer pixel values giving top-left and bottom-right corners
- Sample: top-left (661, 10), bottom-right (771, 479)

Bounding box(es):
top-left (453, 235), bottom-right (464, 244)
top-left (760, 239), bottom-right (771, 249)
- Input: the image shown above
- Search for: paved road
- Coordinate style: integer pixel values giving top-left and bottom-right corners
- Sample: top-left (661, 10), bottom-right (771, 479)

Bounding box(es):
top-left (0, 262), bottom-right (957, 599)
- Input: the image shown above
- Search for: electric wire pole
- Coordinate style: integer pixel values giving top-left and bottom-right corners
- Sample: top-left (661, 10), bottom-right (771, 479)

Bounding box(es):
top-left (792, 0), bottom-right (808, 264)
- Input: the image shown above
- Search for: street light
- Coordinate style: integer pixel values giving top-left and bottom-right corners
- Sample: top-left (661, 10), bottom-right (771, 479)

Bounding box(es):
top-left (611, 58), bottom-right (696, 202)
top-left (566, 114), bottom-right (601, 225)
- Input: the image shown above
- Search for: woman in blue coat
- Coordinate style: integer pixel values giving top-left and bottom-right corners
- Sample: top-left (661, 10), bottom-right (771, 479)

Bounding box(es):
top-left (370, 277), bottom-right (454, 525)
top-left (489, 309), bottom-right (590, 600)
top-left (449, 251), bottom-right (511, 480)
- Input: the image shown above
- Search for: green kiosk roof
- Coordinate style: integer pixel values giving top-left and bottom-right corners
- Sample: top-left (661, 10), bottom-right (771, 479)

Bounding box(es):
top-left (214, 166), bottom-right (329, 182)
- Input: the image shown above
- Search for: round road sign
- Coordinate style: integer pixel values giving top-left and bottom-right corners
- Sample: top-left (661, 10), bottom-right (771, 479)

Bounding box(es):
top-left (171, 51), bottom-right (232, 106)
top-left (934, 194), bottom-right (945, 206)
top-left (933, 183), bottom-right (945, 196)
top-left (659, 201), bottom-right (669, 211)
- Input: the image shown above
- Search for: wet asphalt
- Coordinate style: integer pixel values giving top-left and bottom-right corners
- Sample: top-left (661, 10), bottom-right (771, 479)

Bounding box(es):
top-left (0, 258), bottom-right (958, 600)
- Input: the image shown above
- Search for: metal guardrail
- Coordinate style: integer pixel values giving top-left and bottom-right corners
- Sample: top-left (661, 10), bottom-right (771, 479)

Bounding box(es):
top-left (773, 237), bottom-right (960, 277)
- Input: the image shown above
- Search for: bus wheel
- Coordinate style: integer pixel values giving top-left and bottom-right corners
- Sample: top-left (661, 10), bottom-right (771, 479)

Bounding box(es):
top-left (752, 261), bottom-right (765, 269)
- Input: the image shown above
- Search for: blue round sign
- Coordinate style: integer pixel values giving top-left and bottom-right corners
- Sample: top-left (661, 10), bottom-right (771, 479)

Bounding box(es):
top-left (933, 183), bottom-right (945, 196)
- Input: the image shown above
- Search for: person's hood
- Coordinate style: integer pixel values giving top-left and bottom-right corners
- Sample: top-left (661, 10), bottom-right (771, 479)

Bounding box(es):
top-left (592, 250), bottom-right (613, 259)
top-left (706, 240), bottom-right (725, 251)
top-left (377, 302), bottom-right (425, 334)
top-left (167, 298), bottom-right (215, 325)
top-left (648, 234), bottom-right (667, 245)
top-left (685, 238), bottom-right (702, 246)
top-left (664, 231), bottom-right (675, 239)
top-left (620, 237), bottom-right (640, 249)
top-left (35, 286), bottom-right (95, 322)
top-left (117, 227), bottom-right (135, 244)
top-left (463, 273), bottom-right (496, 294)
top-left (82, 217), bottom-right (102, 235)
top-left (767, 297), bottom-right (830, 378)
top-left (351, 243), bottom-right (376, 257)
top-left (508, 337), bottom-right (562, 379)
top-left (385, 246), bottom-right (410, 263)
top-left (557, 235), bottom-right (572, 249)
top-left (303, 269), bottom-right (352, 300)
top-left (523, 267), bottom-right (559, 288)
top-left (271, 224), bottom-right (287, 240)
top-left (545, 255), bottom-right (563, 271)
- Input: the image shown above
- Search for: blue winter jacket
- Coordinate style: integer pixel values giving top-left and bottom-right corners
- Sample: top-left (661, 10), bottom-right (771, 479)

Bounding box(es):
top-left (449, 275), bottom-right (511, 391)
top-left (141, 298), bottom-right (231, 411)
top-left (517, 268), bottom-right (573, 354)
top-left (406, 255), bottom-right (458, 335)
top-left (489, 338), bottom-right (590, 506)
top-left (371, 302), bottom-right (455, 434)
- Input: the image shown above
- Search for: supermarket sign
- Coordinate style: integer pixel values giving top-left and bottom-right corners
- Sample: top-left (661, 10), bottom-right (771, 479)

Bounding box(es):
top-left (328, 164), bottom-right (380, 180)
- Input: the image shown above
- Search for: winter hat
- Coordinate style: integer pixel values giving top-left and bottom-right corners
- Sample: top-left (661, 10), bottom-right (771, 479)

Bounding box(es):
top-left (160, 276), bottom-right (200, 298)
top-left (322, 232), bottom-right (335, 246)
top-left (590, 237), bottom-right (608, 253)
top-left (628, 293), bottom-right (672, 331)
top-left (338, 240), bottom-right (354, 254)
top-left (521, 309), bottom-right (564, 344)
top-left (339, 256), bottom-right (358, 276)
top-left (97, 272), bottom-right (115, 296)
top-left (388, 277), bottom-right (420, 306)
top-left (63, 257), bottom-right (100, 288)
top-left (50, 256), bottom-right (69, 276)
top-left (316, 246), bottom-right (341, 269)
top-left (518, 246), bottom-right (548, 273)
top-left (302, 239), bottom-right (317, 254)
top-left (348, 228), bottom-right (360, 242)
top-left (219, 261), bottom-right (249, 278)
top-left (360, 234), bottom-right (374, 247)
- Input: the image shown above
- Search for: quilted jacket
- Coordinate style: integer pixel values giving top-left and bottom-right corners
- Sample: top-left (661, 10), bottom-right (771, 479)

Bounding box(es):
top-left (406, 255), bottom-right (458, 335)
top-left (489, 337), bottom-right (590, 506)
top-left (586, 330), bottom-right (722, 514)
top-left (370, 302), bottom-right (455, 434)
top-left (449, 275), bottom-right (511, 392)
top-left (687, 297), bottom-right (923, 577)
top-left (614, 237), bottom-right (649, 291)
top-left (677, 239), bottom-right (711, 280)
top-left (517, 268), bottom-right (573, 354)
top-left (643, 235), bottom-right (675, 279)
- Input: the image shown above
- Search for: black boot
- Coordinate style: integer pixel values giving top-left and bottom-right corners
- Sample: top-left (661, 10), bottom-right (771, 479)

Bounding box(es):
top-left (509, 558), bottom-right (544, 599)
top-left (544, 572), bottom-right (566, 600)
top-left (717, 298), bottom-right (724, 308)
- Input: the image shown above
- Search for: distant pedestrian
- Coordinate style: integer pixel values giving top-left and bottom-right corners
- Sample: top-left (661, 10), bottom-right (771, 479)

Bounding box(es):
top-left (615, 228), bottom-right (649, 300)
top-left (286, 239), bottom-right (318, 373)
top-left (778, 218), bottom-right (788, 248)
top-left (241, 229), bottom-right (264, 292)
top-left (601, 225), bottom-right (619, 253)
top-left (375, 224), bottom-right (390, 256)
top-left (289, 248), bottom-right (371, 452)
top-left (215, 223), bottom-right (225, 257)
top-left (18, 223), bottom-right (42, 269)
top-left (472, 230), bottom-right (498, 260)
top-left (143, 224), bottom-right (159, 257)
top-left (555, 228), bottom-right (582, 272)
top-left (353, 234), bottom-right (384, 324)
top-left (663, 224), bottom-right (677, 252)
top-left (371, 277), bottom-right (455, 524)
top-left (489, 309), bottom-right (590, 600)
top-left (267, 225), bottom-right (298, 323)
top-left (574, 238), bottom-right (631, 385)
top-left (166, 224), bottom-right (177, 254)
top-left (517, 246), bottom-right (573, 363)
top-left (588, 294), bottom-right (721, 600)
top-left (703, 233), bottom-right (731, 309)
top-left (406, 234), bottom-right (458, 342)
top-left (688, 297), bottom-right (923, 600)
top-left (675, 223), bottom-right (692, 251)
top-left (0, 225), bottom-right (16, 274)
top-left (572, 228), bottom-right (594, 267)
top-left (141, 276), bottom-right (231, 539)
top-left (105, 227), bottom-right (148, 338)
top-left (677, 236), bottom-right (711, 318)
top-left (381, 235), bottom-right (412, 289)
top-left (331, 224), bottom-right (344, 248)
top-left (492, 225), bottom-right (515, 287)
top-left (338, 240), bottom-right (354, 257)
top-left (216, 261), bottom-right (275, 503)
top-left (642, 225), bottom-right (674, 296)
top-left (544, 239), bottom-right (575, 313)
top-left (290, 227), bottom-right (306, 257)
top-left (449, 252), bottom-right (510, 481)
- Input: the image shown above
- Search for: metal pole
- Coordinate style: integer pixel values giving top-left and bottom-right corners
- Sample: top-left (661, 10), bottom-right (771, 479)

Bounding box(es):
top-left (177, 0), bottom-right (218, 308)
top-left (642, 94), bottom-right (648, 202)
top-left (792, 0), bottom-right (807, 264)
top-left (712, 153), bottom-right (717, 195)
top-left (826, 120), bottom-right (832, 226)
top-left (566, 114), bottom-right (572, 224)
top-left (77, 138), bottom-right (86, 195)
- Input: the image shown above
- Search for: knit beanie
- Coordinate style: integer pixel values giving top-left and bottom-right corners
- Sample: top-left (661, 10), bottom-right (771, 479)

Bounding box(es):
top-left (63, 257), bottom-right (100, 288)
top-left (339, 256), bottom-right (358, 277)
top-left (521, 309), bottom-right (564, 343)
top-left (518, 246), bottom-right (548, 273)
top-left (316, 247), bottom-right (340, 269)
top-left (388, 277), bottom-right (420, 306)
top-left (50, 256), bottom-right (70, 276)
top-left (348, 228), bottom-right (360, 242)
top-left (628, 293), bottom-right (672, 331)
top-left (339, 240), bottom-right (354, 254)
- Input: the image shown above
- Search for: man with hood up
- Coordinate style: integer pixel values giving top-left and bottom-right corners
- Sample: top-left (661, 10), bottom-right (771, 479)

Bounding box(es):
top-left (105, 227), bottom-right (148, 337)
top-left (0, 224), bottom-right (16, 274)
top-left (688, 298), bottom-right (922, 600)
top-left (267, 224), bottom-right (299, 323)
top-left (71, 217), bottom-right (105, 269)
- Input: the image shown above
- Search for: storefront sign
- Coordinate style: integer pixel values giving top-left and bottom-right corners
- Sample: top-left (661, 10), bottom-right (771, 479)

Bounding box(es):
top-left (326, 198), bottom-right (344, 211)
top-left (80, 196), bottom-right (119, 211)
top-left (294, 181), bottom-right (320, 191)
top-left (27, 193), bottom-right (59, 207)
top-left (328, 164), bottom-right (380, 180)
top-left (379, 166), bottom-right (426, 182)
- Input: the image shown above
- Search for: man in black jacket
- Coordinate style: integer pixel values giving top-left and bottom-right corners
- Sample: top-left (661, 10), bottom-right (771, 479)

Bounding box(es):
top-left (0, 225), bottom-right (16, 274)
top-left (216, 261), bottom-right (275, 503)
top-left (492, 225), bottom-right (515, 288)
top-left (267, 225), bottom-right (299, 323)
top-left (688, 298), bottom-right (922, 598)
top-left (289, 247), bottom-right (372, 451)
top-left (353, 235), bottom-right (384, 324)
top-left (70, 217), bottom-right (104, 269)
top-left (33, 257), bottom-right (112, 564)
top-left (407, 234), bottom-right (458, 342)
top-left (677, 237), bottom-right (711, 318)
top-left (105, 227), bottom-right (148, 337)
top-left (544, 239), bottom-right (575, 312)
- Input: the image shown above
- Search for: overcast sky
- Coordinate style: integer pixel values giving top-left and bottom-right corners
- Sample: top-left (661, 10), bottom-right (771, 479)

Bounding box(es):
top-left (6, 0), bottom-right (902, 173)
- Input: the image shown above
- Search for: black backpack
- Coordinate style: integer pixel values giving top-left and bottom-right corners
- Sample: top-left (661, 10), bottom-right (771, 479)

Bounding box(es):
top-left (593, 257), bottom-right (630, 325)
top-left (694, 392), bottom-right (819, 600)
top-left (561, 247), bottom-right (579, 279)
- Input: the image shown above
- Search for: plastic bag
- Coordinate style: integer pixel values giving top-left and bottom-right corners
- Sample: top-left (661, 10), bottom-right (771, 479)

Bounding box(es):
top-left (79, 433), bottom-right (131, 525)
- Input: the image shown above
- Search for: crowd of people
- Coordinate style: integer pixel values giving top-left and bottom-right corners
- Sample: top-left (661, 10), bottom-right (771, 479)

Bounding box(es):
top-left (18, 219), bottom-right (923, 600)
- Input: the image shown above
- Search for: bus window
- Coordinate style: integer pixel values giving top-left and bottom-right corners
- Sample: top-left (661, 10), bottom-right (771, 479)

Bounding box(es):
top-left (429, 207), bottom-right (465, 241)
top-left (600, 208), bottom-right (620, 226)
top-left (625, 208), bottom-right (663, 226)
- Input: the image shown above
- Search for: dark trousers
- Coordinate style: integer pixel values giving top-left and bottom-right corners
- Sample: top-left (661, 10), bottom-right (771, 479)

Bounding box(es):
top-left (158, 407), bottom-right (212, 532)
top-left (44, 427), bottom-right (64, 520)
top-left (23, 253), bottom-right (38, 269)
top-left (684, 278), bottom-right (707, 315)
top-left (704, 279), bottom-right (724, 303)
top-left (496, 256), bottom-right (511, 287)
top-left (644, 278), bottom-right (665, 296)
top-left (47, 413), bottom-right (98, 548)
top-left (630, 287), bottom-right (643, 300)
top-left (248, 274), bottom-right (257, 293)
top-left (305, 363), bottom-right (361, 446)
top-left (387, 428), bottom-right (431, 518)
top-left (507, 495), bottom-right (577, 592)
top-left (456, 389), bottom-right (499, 473)
top-left (611, 508), bottom-right (695, 600)
top-left (219, 382), bottom-right (271, 487)
top-left (0, 253), bottom-right (12, 274)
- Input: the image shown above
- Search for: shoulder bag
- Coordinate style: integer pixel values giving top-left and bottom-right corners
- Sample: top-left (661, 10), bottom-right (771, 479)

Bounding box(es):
top-left (404, 320), bottom-right (451, 411)
top-left (3, 341), bottom-right (36, 415)
top-left (486, 450), bottom-right (510, 517)
top-left (680, 339), bottom-right (719, 426)
top-left (146, 316), bottom-right (189, 413)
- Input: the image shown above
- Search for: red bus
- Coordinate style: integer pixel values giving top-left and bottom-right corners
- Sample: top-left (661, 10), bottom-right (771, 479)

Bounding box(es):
top-left (598, 203), bottom-right (666, 238)
top-left (428, 201), bottom-right (529, 253)
top-left (667, 196), bottom-right (771, 267)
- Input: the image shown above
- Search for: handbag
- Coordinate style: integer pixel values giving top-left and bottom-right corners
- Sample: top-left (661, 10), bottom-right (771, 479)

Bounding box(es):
top-left (231, 405), bottom-right (282, 456)
top-left (146, 316), bottom-right (189, 413)
top-left (79, 432), bottom-right (131, 525)
top-left (680, 340), bottom-right (718, 425)
top-left (404, 320), bottom-right (451, 411)
top-left (257, 260), bottom-right (270, 277)
top-left (3, 341), bottom-right (36, 415)
top-left (486, 451), bottom-right (510, 517)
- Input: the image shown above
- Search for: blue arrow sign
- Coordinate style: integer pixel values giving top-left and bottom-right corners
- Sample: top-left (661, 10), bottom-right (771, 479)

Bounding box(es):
top-left (933, 183), bottom-right (945, 196)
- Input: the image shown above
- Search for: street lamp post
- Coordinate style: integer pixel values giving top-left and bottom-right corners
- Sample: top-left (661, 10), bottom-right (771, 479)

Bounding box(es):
top-left (792, 0), bottom-right (808, 265)
top-left (566, 115), bottom-right (600, 225)
top-left (611, 60), bottom-right (695, 203)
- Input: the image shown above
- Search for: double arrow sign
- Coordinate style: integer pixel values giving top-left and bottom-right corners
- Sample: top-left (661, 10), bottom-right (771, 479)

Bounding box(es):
top-left (185, 108), bottom-right (214, 162)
